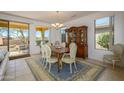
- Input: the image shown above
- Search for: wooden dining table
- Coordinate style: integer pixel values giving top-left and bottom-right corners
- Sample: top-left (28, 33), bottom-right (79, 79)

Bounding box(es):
top-left (51, 46), bottom-right (69, 72)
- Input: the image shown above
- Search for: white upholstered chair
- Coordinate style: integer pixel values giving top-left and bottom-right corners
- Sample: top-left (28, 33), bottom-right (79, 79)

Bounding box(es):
top-left (54, 41), bottom-right (60, 47)
top-left (46, 42), bottom-right (51, 47)
top-left (61, 42), bottom-right (77, 73)
top-left (61, 42), bottom-right (66, 48)
top-left (44, 44), bottom-right (58, 72)
top-left (40, 45), bottom-right (46, 66)
top-left (103, 44), bottom-right (124, 69)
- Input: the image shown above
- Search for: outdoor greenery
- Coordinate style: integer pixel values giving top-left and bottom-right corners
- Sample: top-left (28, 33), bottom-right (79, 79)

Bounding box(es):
top-left (35, 30), bottom-right (49, 45)
top-left (13, 29), bottom-right (28, 44)
top-left (0, 27), bottom-right (28, 44)
top-left (35, 37), bottom-right (41, 45)
top-left (96, 32), bottom-right (110, 49)
top-left (35, 38), bottom-right (49, 46)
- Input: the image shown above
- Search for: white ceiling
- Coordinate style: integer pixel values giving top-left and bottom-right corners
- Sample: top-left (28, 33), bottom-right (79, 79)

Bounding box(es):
top-left (2, 11), bottom-right (96, 24)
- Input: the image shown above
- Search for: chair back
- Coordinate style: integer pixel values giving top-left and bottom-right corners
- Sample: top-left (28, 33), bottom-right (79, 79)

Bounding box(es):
top-left (69, 42), bottom-right (77, 59)
top-left (111, 44), bottom-right (124, 58)
top-left (61, 42), bottom-right (66, 48)
top-left (46, 42), bottom-right (51, 47)
top-left (54, 41), bottom-right (60, 47)
top-left (44, 44), bottom-right (52, 59)
top-left (40, 45), bottom-right (45, 58)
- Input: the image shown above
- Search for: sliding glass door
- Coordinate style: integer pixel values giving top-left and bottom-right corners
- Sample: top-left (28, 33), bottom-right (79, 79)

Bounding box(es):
top-left (9, 22), bottom-right (29, 58)
top-left (0, 19), bottom-right (29, 58)
top-left (0, 20), bottom-right (9, 51)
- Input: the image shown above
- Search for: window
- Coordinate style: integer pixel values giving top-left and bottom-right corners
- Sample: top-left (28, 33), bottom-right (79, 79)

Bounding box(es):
top-left (0, 20), bottom-right (9, 51)
top-left (9, 22), bottom-right (29, 56)
top-left (95, 16), bottom-right (114, 50)
top-left (0, 20), bottom-right (29, 57)
top-left (35, 29), bottom-right (49, 45)
top-left (60, 27), bottom-right (66, 43)
top-left (44, 30), bottom-right (49, 42)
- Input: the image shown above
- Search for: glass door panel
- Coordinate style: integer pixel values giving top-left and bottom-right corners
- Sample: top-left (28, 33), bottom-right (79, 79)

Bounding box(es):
top-left (9, 22), bottom-right (29, 57)
top-left (0, 20), bottom-right (9, 51)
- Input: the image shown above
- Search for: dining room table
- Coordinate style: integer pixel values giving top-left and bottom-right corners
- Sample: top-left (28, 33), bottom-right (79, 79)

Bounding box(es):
top-left (51, 46), bottom-right (69, 72)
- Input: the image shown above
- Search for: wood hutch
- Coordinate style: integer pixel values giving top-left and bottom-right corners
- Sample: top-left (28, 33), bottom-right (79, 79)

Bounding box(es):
top-left (65, 26), bottom-right (88, 58)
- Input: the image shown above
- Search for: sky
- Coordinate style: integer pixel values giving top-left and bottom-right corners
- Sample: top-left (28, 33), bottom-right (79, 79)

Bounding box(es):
top-left (96, 16), bottom-right (109, 26)
top-left (36, 30), bottom-right (49, 38)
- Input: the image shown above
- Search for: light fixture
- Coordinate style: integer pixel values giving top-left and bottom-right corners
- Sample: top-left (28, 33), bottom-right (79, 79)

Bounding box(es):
top-left (51, 11), bottom-right (64, 29)
top-left (51, 23), bottom-right (63, 28)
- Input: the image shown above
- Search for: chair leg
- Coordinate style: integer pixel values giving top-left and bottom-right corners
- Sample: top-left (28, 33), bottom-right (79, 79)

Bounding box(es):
top-left (42, 58), bottom-right (45, 67)
top-left (43, 58), bottom-right (46, 66)
top-left (74, 62), bottom-right (77, 71)
top-left (49, 63), bottom-right (51, 72)
top-left (45, 61), bottom-right (48, 69)
top-left (42, 58), bottom-right (44, 65)
top-left (40, 57), bottom-right (43, 64)
top-left (70, 64), bottom-right (72, 74)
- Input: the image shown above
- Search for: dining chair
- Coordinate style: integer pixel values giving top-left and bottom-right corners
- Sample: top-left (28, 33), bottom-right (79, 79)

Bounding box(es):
top-left (44, 44), bottom-right (58, 72)
top-left (61, 42), bottom-right (77, 73)
top-left (54, 41), bottom-right (60, 47)
top-left (40, 45), bottom-right (46, 66)
top-left (46, 42), bottom-right (51, 47)
top-left (61, 42), bottom-right (66, 48)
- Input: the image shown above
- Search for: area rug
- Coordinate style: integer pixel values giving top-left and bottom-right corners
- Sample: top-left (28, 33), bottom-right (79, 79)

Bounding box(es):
top-left (25, 57), bottom-right (105, 81)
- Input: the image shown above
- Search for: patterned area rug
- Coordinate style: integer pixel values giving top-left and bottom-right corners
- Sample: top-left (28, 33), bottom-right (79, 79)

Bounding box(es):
top-left (25, 57), bottom-right (105, 81)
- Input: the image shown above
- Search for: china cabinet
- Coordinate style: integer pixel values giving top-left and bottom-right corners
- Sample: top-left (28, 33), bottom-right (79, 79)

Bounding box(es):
top-left (65, 26), bottom-right (88, 58)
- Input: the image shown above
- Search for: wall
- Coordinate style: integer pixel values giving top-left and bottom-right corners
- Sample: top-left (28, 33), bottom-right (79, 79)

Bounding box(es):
top-left (0, 12), bottom-right (50, 54)
top-left (49, 28), bottom-right (61, 44)
top-left (1, 12), bottom-right (124, 61)
top-left (64, 11), bottom-right (124, 61)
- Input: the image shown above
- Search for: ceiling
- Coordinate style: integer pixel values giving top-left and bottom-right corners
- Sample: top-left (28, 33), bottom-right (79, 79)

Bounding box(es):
top-left (2, 11), bottom-right (96, 24)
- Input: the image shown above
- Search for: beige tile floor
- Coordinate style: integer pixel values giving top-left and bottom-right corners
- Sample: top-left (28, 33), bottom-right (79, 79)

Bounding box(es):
top-left (87, 59), bottom-right (124, 81)
top-left (4, 54), bottom-right (124, 81)
top-left (4, 58), bottom-right (36, 81)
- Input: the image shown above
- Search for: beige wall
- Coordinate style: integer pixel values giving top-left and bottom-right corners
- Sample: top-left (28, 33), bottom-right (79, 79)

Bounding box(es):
top-left (64, 11), bottom-right (124, 62)
top-left (49, 28), bottom-right (61, 45)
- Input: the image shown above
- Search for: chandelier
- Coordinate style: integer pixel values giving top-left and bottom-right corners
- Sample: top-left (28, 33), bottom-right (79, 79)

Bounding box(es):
top-left (51, 11), bottom-right (64, 29)
top-left (51, 23), bottom-right (63, 28)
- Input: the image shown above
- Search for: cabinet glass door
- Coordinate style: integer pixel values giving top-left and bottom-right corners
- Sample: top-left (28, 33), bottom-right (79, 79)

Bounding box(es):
top-left (81, 31), bottom-right (84, 43)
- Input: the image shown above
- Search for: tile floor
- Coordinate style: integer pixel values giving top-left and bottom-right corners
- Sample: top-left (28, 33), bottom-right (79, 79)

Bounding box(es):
top-left (4, 58), bottom-right (36, 81)
top-left (3, 54), bottom-right (124, 81)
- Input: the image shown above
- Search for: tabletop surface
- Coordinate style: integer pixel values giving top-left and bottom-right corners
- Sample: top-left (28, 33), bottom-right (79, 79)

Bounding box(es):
top-left (51, 46), bottom-right (69, 53)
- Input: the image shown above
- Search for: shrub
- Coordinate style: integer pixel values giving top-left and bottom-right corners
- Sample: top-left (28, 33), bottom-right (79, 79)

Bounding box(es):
top-left (97, 32), bottom-right (109, 49)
